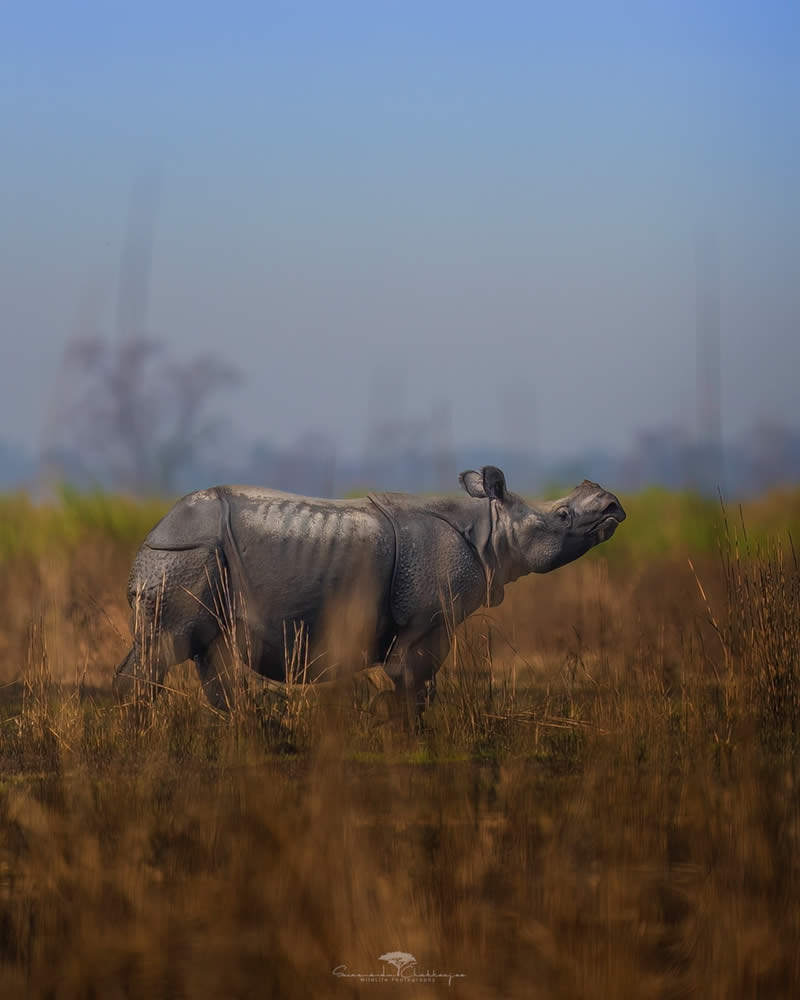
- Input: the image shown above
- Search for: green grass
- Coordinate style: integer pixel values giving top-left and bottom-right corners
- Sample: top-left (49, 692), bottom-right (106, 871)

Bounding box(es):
top-left (588, 487), bottom-right (724, 562)
top-left (602, 486), bottom-right (800, 562)
top-left (0, 487), bottom-right (169, 562)
top-left (2, 484), bottom-right (798, 566)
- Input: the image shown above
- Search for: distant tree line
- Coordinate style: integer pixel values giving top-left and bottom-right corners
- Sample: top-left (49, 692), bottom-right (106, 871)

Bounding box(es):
top-left (7, 333), bottom-right (800, 498)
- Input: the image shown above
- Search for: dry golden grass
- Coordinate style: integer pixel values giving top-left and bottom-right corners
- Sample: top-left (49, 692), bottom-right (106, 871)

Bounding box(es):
top-left (0, 497), bottom-right (798, 997)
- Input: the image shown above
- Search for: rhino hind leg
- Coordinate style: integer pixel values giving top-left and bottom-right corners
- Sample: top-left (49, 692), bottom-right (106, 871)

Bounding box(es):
top-left (113, 643), bottom-right (173, 704)
top-left (112, 648), bottom-right (141, 703)
top-left (113, 544), bottom-right (223, 706)
top-left (193, 652), bottom-right (234, 711)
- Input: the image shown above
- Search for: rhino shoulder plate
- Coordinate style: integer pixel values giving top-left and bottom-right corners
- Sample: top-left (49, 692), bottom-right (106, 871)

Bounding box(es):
top-left (144, 488), bottom-right (224, 551)
top-left (368, 492), bottom-right (492, 628)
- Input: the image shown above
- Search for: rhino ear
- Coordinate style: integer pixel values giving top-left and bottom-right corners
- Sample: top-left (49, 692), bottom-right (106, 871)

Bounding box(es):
top-left (458, 470), bottom-right (487, 498)
top-left (481, 465), bottom-right (507, 501)
top-left (459, 466), bottom-right (507, 501)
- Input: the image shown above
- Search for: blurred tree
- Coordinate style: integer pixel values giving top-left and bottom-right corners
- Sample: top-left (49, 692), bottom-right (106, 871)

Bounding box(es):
top-left (745, 422), bottom-right (800, 494)
top-left (42, 172), bottom-right (241, 495)
top-left (47, 333), bottom-right (241, 494)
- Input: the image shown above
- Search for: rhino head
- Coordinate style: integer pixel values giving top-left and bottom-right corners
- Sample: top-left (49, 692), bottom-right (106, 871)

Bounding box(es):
top-left (459, 466), bottom-right (626, 582)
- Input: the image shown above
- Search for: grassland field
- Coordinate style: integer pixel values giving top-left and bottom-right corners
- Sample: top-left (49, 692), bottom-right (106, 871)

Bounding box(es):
top-left (0, 485), bottom-right (799, 998)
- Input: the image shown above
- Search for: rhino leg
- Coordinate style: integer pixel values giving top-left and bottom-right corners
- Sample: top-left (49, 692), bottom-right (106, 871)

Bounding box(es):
top-left (385, 625), bottom-right (451, 725)
top-left (113, 643), bottom-right (173, 705)
top-left (112, 648), bottom-right (143, 703)
top-left (113, 544), bottom-right (223, 706)
top-left (193, 652), bottom-right (234, 711)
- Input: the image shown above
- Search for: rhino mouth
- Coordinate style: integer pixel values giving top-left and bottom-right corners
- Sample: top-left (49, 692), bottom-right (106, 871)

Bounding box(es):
top-left (585, 514), bottom-right (623, 542)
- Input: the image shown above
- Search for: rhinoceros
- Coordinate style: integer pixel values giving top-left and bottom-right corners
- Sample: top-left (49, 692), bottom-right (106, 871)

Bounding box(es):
top-left (113, 466), bottom-right (625, 715)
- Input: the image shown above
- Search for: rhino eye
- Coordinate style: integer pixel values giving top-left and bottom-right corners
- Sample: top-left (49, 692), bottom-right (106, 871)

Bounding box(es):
top-left (556, 507), bottom-right (571, 526)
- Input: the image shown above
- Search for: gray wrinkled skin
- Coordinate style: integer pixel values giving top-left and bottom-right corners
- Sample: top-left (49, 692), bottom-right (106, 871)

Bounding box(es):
top-left (113, 467), bottom-right (625, 714)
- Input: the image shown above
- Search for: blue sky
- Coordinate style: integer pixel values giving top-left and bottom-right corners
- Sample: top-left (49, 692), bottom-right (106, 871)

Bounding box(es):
top-left (1, 0), bottom-right (798, 460)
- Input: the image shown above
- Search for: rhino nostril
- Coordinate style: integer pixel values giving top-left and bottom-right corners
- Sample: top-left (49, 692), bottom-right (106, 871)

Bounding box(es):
top-left (602, 500), bottom-right (624, 519)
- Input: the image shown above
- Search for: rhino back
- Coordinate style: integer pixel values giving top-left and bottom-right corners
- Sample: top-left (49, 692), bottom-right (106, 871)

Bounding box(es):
top-left (225, 489), bottom-right (395, 636)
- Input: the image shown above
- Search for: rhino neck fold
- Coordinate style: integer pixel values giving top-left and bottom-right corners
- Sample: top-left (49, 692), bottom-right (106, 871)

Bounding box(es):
top-left (366, 493), bottom-right (402, 626)
top-left (488, 502), bottom-right (529, 590)
top-left (426, 500), bottom-right (504, 609)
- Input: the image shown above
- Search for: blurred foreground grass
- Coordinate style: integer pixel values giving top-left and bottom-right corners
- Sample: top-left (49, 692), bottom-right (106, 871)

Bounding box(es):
top-left (0, 484), bottom-right (799, 996)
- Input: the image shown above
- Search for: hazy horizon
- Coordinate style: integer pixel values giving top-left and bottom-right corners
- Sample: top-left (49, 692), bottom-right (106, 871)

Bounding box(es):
top-left (2, 2), bottom-right (798, 462)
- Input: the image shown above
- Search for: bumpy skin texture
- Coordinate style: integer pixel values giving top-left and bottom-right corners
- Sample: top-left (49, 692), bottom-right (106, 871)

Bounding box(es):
top-left (113, 544), bottom-right (219, 702)
top-left (114, 471), bottom-right (627, 712)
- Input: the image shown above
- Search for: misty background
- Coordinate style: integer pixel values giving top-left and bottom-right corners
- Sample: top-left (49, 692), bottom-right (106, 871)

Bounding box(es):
top-left (1, 1), bottom-right (798, 498)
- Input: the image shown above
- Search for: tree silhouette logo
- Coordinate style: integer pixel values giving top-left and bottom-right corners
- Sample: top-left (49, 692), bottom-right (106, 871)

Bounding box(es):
top-left (378, 952), bottom-right (417, 976)
top-left (332, 949), bottom-right (465, 985)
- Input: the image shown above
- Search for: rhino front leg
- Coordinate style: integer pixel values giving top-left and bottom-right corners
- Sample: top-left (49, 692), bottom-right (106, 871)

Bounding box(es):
top-left (409, 625), bottom-right (452, 711)
top-left (385, 625), bottom-right (451, 726)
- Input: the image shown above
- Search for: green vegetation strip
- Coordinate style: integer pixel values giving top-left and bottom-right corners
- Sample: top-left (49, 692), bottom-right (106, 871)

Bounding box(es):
top-left (0, 487), bottom-right (170, 561)
top-left (1, 485), bottom-right (799, 564)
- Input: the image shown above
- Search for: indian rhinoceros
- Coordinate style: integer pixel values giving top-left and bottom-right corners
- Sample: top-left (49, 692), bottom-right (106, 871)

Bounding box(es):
top-left (113, 466), bottom-right (625, 715)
